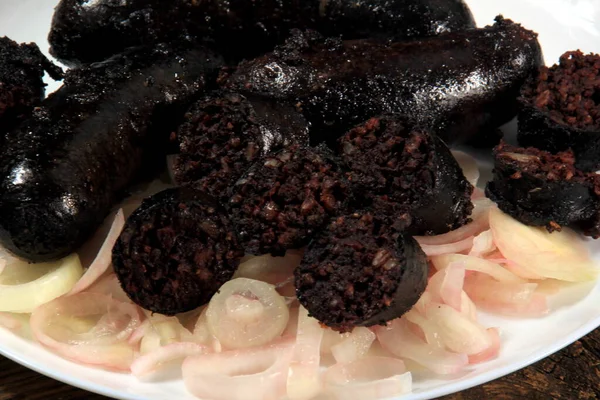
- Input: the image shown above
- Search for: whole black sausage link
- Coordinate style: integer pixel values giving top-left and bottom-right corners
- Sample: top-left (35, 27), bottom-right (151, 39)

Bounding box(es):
top-left (226, 16), bottom-right (543, 146)
top-left (48, 0), bottom-right (475, 65)
top-left (0, 44), bottom-right (224, 262)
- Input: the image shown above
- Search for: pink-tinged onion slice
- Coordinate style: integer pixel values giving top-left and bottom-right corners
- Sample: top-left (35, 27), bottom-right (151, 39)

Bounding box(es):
top-left (427, 263), bottom-right (466, 312)
top-left (468, 328), bottom-right (501, 364)
top-left (287, 306), bottom-right (324, 400)
top-left (321, 328), bottom-right (345, 354)
top-left (415, 198), bottom-right (492, 246)
top-left (460, 291), bottom-right (478, 321)
top-left (469, 230), bottom-right (496, 257)
top-left (206, 278), bottom-right (289, 350)
top-left (403, 310), bottom-right (444, 349)
top-left (464, 274), bottom-right (548, 317)
top-left (452, 150), bottom-right (480, 188)
top-left (425, 304), bottom-right (492, 355)
top-left (30, 293), bottom-right (141, 371)
top-left (0, 312), bottom-right (22, 331)
top-left (324, 357), bottom-right (411, 400)
top-left (70, 209), bottom-right (125, 295)
top-left (331, 327), bottom-right (376, 364)
top-left (416, 237), bottom-right (474, 257)
top-left (375, 319), bottom-right (468, 375)
top-left (193, 308), bottom-right (222, 353)
top-left (234, 251), bottom-right (303, 286)
top-left (182, 338), bottom-right (294, 400)
top-left (431, 254), bottom-right (523, 283)
top-left (131, 342), bottom-right (208, 377)
top-left (86, 273), bottom-right (130, 303)
top-left (489, 207), bottom-right (598, 282)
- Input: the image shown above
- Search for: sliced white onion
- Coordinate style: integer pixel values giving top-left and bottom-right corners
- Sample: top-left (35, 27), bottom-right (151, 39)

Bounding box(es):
top-left (469, 229), bottom-right (496, 257)
top-left (403, 310), bottom-right (444, 349)
top-left (70, 209), bottom-right (125, 295)
top-left (431, 254), bottom-right (524, 283)
top-left (30, 293), bottom-right (141, 371)
top-left (85, 273), bottom-right (131, 303)
top-left (375, 319), bottom-right (468, 375)
top-left (131, 342), bottom-right (208, 378)
top-left (324, 357), bottom-right (412, 400)
top-left (468, 328), bottom-right (501, 364)
top-left (233, 251), bottom-right (303, 286)
top-left (416, 198), bottom-right (492, 246)
top-left (287, 305), bottom-right (324, 400)
top-left (182, 337), bottom-right (294, 400)
top-left (0, 312), bottom-right (22, 331)
top-left (426, 262), bottom-right (466, 312)
top-left (331, 327), bottom-right (376, 364)
top-left (452, 150), bottom-right (480, 188)
top-left (0, 253), bottom-right (83, 313)
top-left (321, 328), bottom-right (345, 354)
top-left (207, 278), bottom-right (289, 349)
top-left (416, 236), bottom-right (474, 257)
top-left (489, 207), bottom-right (599, 282)
top-left (140, 312), bottom-right (196, 354)
top-left (193, 308), bottom-right (222, 352)
top-left (464, 273), bottom-right (548, 317)
top-left (425, 304), bottom-right (492, 355)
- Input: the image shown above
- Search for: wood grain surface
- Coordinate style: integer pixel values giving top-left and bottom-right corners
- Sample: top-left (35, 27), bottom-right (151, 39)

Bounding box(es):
top-left (0, 329), bottom-right (597, 400)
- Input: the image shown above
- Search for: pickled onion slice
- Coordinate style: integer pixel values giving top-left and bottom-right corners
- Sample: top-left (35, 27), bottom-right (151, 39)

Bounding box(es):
top-left (464, 274), bottom-right (549, 317)
top-left (0, 253), bottom-right (83, 313)
top-left (0, 312), bottom-right (22, 331)
top-left (234, 251), bottom-right (303, 286)
top-left (426, 263), bottom-right (466, 311)
top-left (469, 230), bottom-right (496, 257)
top-left (206, 278), bottom-right (289, 350)
top-left (375, 319), bottom-right (468, 375)
top-left (324, 357), bottom-right (411, 400)
top-left (452, 150), bottom-right (480, 188)
top-left (331, 327), bottom-right (376, 364)
top-left (131, 342), bottom-right (208, 377)
top-left (321, 328), bottom-right (345, 354)
top-left (432, 254), bottom-right (523, 283)
top-left (86, 273), bottom-right (130, 303)
top-left (416, 237), bottom-right (474, 257)
top-left (70, 209), bottom-right (125, 295)
top-left (425, 304), bottom-right (492, 355)
top-left (287, 306), bottom-right (323, 400)
top-left (489, 207), bottom-right (598, 282)
top-left (468, 328), bottom-right (501, 364)
top-left (193, 308), bottom-right (222, 352)
top-left (416, 198), bottom-right (492, 246)
top-left (30, 293), bottom-right (141, 371)
top-left (182, 338), bottom-right (294, 400)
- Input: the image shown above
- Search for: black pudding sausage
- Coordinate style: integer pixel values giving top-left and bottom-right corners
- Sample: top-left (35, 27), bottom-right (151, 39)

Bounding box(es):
top-left (0, 44), bottom-right (224, 262)
top-left (48, 0), bottom-right (475, 65)
top-left (226, 16), bottom-right (543, 147)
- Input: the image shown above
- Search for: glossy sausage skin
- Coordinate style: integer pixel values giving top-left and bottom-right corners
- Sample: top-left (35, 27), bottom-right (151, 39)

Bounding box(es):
top-left (0, 45), bottom-right (223, 262)
top-left (226, 17), bottom-right (543, 146)
top-left (48, 0), bottom-right (475, 65)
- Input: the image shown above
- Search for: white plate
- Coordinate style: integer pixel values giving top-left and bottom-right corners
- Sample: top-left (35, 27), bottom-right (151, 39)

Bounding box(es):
top-left (0, 1), bottom-right (599, 399)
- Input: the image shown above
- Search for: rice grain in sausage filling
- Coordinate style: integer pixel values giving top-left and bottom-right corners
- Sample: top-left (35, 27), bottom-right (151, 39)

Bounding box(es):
top-left (112, 187), bottom-right (244, 315)
top-left (172, 91), bottom-right (309, 200)
top-left (0, 44), bottom-right (224, 262)
top-left (295, 212), bottom-right (428, 333)
top-left (339, 115), bottom-right (474, 236)
top-left (228, 144), bottom-right (351, 257)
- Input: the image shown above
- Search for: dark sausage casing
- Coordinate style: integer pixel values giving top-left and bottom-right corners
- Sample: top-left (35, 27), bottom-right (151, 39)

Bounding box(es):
top-left (48, 0), bottom-right (475, 65)
top-left (0, 45), bottom-right (223, 262)
top-left (227, 16), bottom-right (543, 146)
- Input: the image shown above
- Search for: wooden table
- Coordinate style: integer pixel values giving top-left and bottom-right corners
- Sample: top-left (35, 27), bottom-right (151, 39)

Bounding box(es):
top-left (0, 329), bottom-right (598, 400)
